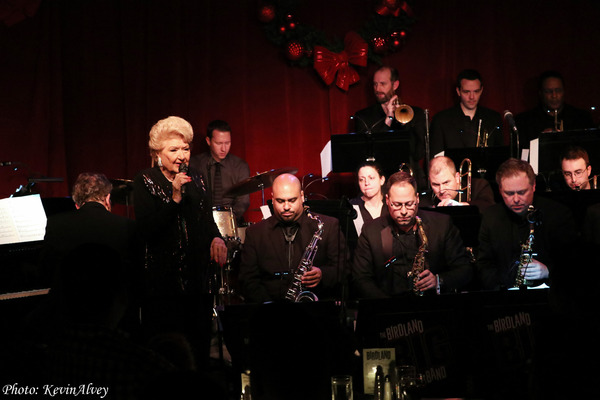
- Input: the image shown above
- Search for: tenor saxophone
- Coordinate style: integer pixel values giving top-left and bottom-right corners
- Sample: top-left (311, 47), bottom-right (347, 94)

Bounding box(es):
top-left (284, 210), bottom-right (324, 302)
top-left (513, 205), bottom-right (536, 288)
top-left (408, 216), bottom-right (429, 296)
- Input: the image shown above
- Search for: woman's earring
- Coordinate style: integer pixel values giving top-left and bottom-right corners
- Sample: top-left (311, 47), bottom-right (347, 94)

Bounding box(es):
top-left (157, 156), bottom-right (163, 167)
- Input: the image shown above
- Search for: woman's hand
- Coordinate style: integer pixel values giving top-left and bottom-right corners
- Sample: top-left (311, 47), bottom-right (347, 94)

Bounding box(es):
top-left (210, 237), bottom-right (228, 266)
top-left (171, 171), bottom-right (192, 203)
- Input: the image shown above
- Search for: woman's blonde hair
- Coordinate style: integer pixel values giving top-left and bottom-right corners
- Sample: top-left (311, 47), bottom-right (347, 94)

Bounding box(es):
top-left (148, 116), bottom-right (194, 161)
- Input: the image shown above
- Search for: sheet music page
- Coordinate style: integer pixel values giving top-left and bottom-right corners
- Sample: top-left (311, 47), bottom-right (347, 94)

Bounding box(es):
top-left (260, 204), bottom-right (272, 220)
top-left (528, 139), bottom-right (538, 173)
top-left (352, 204), bottom-right (365, 236)
top-left (320, 140), bottom-right (332, 178)
top-left (0, 195), bottom-right (47, 245)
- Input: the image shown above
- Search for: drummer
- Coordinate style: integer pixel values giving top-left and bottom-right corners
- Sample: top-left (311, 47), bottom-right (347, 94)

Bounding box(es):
top-left (191, 120), bottom-right (250, 223)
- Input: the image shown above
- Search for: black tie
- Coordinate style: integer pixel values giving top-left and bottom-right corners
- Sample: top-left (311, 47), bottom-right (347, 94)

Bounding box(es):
top-left (212, 162), bottom-right (224, 206)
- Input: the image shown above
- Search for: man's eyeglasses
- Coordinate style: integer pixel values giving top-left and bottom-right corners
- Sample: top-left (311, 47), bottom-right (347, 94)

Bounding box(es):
top-left (389, 200), bottom-right (417, 210)
top-left (562, 169), bottom-right (587, 179)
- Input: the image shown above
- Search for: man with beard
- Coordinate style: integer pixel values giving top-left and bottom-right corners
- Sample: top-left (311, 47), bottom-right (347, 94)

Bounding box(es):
top-left (476, 158), bottom-right (577, 290)
top-left (238, 174), bottom-right (346, 303)
top-left (352, 65), bottom-right (427, 187)
top-left (431, 69), bottom-right (503, 155)
top-left (352, 171), bottom-right (472, 298)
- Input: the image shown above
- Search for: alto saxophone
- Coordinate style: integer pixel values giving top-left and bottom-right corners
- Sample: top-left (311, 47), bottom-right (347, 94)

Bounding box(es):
top-left (284, 209), bottom-right (324, 302)
top-left (408, 216), bottom-right (429, 296)
top-left (513, 205), bottom-right (536, 288)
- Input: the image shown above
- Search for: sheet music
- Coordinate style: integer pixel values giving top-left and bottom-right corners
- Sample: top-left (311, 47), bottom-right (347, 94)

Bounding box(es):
top-left (352, 204), bottom-right (365, 236)
top-left (260, 204), bottom-right (272, 219)
top-left (320, 140), bottom-right (332, 177)
top-left (0, 195), bottom-right (47, 245)
top-left (528, 139), bottom-right (538, 173)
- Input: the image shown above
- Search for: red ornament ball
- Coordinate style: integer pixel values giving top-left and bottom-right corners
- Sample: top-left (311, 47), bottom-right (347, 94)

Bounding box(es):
top-left (389, 31), bottom-right (402, 50)
top-left (371, 36), bottom-right (387, 54)
top-left (286, 41), bottom-right (305, 61)
top-left (258, 4), bottom-right (276, 23)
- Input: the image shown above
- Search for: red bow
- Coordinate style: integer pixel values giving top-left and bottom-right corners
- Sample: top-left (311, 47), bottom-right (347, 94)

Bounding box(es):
top-left (375, 0), bottom-right (414, 18)
top-left (313, 31), bottom-right (368, 91)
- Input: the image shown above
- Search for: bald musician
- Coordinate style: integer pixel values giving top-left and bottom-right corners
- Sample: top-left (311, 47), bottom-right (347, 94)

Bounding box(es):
top-left (420, 156), bottom-right (495, 213)
top-left (238, 174), bottom-right (347, 303)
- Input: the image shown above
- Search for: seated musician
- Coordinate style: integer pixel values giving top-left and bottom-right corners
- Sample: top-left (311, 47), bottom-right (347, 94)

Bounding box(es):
top-left (352, 171), bottom-right (472, 299)
top-left (238, 173), bottom-right (346, 303)
top-left (190, 119), bottom-right (250, 223)
top-left (353, 65), bottom-right (427, 190)
top-left (419, 156), bottom-right (495, 213)
top-left (349, 161), bottom-right (389, 224)
top-left (560, 145), bottom-right (594, 190)
top-left (515, 70), bottom-right (595, 148)
top-left (430, 69), bottom-right (503, 156)
top-left (476, 158), bottom-right (577, 290)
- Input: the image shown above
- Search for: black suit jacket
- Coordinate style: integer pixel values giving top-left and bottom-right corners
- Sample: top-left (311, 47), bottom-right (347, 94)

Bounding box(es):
top-left (238, 212), bottom-right (347, 303)
top-left (41, 201), bottom-right (141, 304)
top-left (476, 195), bottom-right (577, 290)
top-left (430, 104), bottom-right (503, 156)
top-left (352, 210), bottom-right (472, 298)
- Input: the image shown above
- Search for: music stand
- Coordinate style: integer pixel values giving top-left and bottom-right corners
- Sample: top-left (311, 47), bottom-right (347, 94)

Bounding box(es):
top-left (444, 146), bottom-right (511, 180)
top-left (529, 128), bottom-right (600, 175)
top-left (331, 132), bottom-right (412, 176)
top-left (421, 206), bottom-right (481, 247)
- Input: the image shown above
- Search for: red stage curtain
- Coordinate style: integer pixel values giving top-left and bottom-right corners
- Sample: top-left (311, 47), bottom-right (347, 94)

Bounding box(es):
top-left (1, 0), bottom-right (599, 221)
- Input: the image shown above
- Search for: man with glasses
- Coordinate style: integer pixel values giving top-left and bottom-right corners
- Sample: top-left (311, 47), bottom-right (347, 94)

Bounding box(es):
top-left (560, 145), bottom-right (594, 190)
top-left (476, 159), bottom-right (577, 290)
top-left (515, 71), bottom-right (594, 149)
top-left (351, 171), bottom-right (472, 298)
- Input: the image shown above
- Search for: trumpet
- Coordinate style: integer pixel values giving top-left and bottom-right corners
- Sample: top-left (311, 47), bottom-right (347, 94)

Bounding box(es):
top-left (392, 99), bottom-right (414, 124)
top-left (458, 158), bottom-right (472, 203)
top-left (475, 119), bottom-right (490, 147)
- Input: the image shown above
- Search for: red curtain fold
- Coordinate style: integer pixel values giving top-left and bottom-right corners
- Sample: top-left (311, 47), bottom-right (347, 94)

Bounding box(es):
top-left (1, 0), bottom-right (599, 221)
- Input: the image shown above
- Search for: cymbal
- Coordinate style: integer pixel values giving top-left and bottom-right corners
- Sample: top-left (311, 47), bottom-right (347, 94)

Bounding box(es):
top-left (225, 167), bottom-right (298, 197)
top-left (110, 178), bottom-right (133, 189)
top-left (110, 178), bottom-right (134, 205)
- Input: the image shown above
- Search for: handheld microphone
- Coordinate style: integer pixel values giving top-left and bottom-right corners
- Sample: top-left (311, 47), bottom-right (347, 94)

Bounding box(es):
top-left (179, 163), bottom-right (189, 194)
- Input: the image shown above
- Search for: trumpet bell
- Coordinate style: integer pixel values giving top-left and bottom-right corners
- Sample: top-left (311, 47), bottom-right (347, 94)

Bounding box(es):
top-left (394, 104), bottom-right (414, 124)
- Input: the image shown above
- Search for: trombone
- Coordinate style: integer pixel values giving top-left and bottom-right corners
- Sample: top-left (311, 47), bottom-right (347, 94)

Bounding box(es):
top-left (458, 158), bottom-right (472, 203)
top-left (392, 99), bottom-right (415, 124)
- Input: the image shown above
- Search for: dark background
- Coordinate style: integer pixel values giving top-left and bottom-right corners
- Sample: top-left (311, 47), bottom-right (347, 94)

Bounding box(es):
top-left (2, 0), bottom-right (599, 221)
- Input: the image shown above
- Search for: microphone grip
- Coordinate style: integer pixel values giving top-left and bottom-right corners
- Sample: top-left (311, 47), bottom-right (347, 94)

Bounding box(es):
top-left (179, 163), bottom-right (189, 194)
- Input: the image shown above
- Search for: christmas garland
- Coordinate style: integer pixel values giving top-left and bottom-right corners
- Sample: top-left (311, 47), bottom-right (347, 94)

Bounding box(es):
top-left (258, 0), bottom-right (416, 91)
